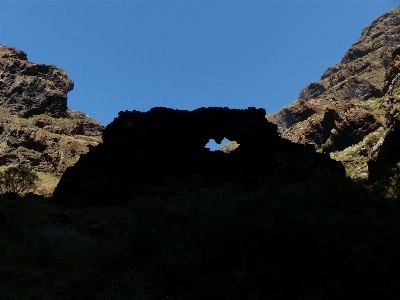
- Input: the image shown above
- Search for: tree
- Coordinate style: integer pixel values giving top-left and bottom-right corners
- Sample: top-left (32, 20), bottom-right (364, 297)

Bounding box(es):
top-left (0, 166), bottom-right (39, 196)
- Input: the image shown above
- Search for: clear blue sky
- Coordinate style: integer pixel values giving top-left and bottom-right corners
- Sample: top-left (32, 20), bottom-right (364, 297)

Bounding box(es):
top-left (0, 1), bottom-right (398, 128)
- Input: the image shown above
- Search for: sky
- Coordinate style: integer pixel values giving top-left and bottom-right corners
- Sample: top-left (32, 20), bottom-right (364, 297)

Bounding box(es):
top-left (0, 1), bottom-right (399, 140)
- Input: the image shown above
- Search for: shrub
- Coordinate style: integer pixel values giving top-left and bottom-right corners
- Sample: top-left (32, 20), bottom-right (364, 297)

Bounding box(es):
top-left (373, 164), bottom-right (400, 200)
top-left (0, 166), bottom-right (39, 195)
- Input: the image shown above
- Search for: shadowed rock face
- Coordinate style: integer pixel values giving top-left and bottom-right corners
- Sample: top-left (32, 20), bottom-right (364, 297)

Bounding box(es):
top-left (267, 7), bottom-right (400, 179)
top-left (367, 121), bottom-right (400, 180)
top-left (54, 107), bottom-right (345, 206)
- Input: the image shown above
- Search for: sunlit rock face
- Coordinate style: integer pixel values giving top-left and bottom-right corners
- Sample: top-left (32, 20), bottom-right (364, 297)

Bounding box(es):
top-left (0, 45), bottom-right (103, 195)
top-left (0, 45), bottom-right (73, 118)
top-left (267, 7), bottom-right (400, 179)
top-left (54, 107), bottom-right (344, 206)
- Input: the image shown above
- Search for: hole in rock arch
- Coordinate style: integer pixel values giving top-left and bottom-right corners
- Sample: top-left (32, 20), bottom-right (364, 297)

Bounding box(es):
top-left (205, 138), bottom-right (236, 152)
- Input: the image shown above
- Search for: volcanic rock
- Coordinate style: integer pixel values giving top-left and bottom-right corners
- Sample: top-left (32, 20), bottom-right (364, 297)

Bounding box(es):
top-left (268, 7), bottom-right (400, 179)
top-left (0, 45), bottom-right (103, 194)
top-left (0, 45), bottom-right (73, 118)
top-left (54, 107), bottom-right (344, 206)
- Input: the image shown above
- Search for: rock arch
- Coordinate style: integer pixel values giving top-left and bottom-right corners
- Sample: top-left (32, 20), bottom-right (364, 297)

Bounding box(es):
top-left (54, 107), bottom-right (344, 206)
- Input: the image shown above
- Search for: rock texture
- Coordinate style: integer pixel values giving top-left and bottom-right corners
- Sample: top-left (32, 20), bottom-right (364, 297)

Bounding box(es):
top-left (0, 45), bottom-right (103, 194)
top-left (0, 46), bottom-right (72, 118)
top-left (54, 107), bottom-right (344, 206)
top-left (268, 7), bottom-right (400, 179)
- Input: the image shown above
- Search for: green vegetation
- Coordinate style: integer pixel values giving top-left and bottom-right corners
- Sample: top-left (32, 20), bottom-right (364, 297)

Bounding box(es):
top-left (1, 170), bottom-right (400, 298)
top-left (0, 166), bottom-right (39, 196)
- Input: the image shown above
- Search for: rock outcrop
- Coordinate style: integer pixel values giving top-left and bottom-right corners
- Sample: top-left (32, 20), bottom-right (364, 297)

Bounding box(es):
top-left (268, 7), bottom-right (400, 179)
top-left (0, 46), bottom-right (73, 118)
top-left (0, 45), bottom-right (103, 194)
top-left (54, 107), bottom-right (344, 206)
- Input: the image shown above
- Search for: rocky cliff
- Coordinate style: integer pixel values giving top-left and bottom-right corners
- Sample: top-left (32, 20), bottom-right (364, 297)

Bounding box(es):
top-left (54, 107), bottom-right (344, 206)
top-left (268, 7), bottom-right (400, 179)
top-left (0, 45), bottom-right (102, 194)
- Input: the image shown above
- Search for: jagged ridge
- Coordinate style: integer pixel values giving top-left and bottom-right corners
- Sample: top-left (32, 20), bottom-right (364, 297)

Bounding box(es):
top-left (268, 7), bottom-right (400, 179)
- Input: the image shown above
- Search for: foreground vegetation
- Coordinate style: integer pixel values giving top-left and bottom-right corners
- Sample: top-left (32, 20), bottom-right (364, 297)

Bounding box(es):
top-left (1, 169), bottom-right (400, 299)
top-left (0, 167), bottom-right (39, 196)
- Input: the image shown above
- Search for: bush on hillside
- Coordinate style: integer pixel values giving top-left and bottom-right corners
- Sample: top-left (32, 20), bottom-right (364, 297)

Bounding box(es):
top-left (0, 166), bottom-right (39, 196)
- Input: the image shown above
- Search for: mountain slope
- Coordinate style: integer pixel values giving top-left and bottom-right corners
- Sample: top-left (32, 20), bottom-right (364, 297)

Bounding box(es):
top-left (0, 45), bottom-right (103, 194)
top-left (268, 7), bottom-right (400, 179)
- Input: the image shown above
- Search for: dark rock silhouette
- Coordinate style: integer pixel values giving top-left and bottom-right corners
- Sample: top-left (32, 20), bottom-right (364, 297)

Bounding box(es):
top-left (88, 220), bottom-right (110, 234)
top-left (368, 119), bottom-right (400, 180)
top-left (54, 107), bottom-right (345, 206)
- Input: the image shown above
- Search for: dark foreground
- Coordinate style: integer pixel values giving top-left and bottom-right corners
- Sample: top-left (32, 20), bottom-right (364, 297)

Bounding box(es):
top-left (1, 169), bottom-right (400, 299)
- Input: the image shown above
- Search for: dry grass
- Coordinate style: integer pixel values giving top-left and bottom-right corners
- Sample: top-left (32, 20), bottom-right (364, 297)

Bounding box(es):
top-left (0, 166), bottom-right (60, 197)
top-left (36, 171), bottom-right (60, 197)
